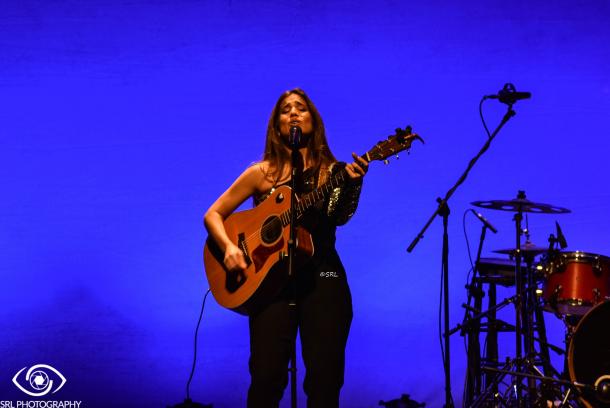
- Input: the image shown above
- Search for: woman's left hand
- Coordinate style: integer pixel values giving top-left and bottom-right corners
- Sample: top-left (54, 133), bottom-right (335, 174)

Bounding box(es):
top-left (345, 152), bottom-right (369, 180)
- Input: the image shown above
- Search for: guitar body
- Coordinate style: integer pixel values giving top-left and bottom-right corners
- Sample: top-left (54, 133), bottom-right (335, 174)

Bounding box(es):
top-left (204, 185), bottom-right (314, 315)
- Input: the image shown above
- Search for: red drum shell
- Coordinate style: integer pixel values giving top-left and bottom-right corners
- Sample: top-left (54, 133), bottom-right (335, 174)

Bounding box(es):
top-left (543, 251), bottom-right (610, 315)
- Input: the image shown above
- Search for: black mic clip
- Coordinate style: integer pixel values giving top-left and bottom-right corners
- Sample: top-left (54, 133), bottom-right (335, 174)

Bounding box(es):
top-left (485, 83), bottom-right (531, 106)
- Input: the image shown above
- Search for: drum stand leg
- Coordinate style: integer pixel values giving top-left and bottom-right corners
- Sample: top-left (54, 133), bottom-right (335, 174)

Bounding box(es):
top-left (465, 279), bottom-right (484, 406)
top-left (533, 296), bottom-right (555, 377)
top-left (469, 359), bottom-right (515, 408)
top-left (467, 286), bottom-right (564, 407)
top-left (503, 279), bottom-right (575, 406)
top-left (532, 297), bottom-right (569, 406)
top-left (484, 282), bottom-right (499, 395)
top-left (519, 274), bottom-right (567, 406)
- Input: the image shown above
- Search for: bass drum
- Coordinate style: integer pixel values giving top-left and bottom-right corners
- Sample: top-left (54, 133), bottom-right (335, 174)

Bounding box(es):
top-left (568, 300), bottom-right (610, 407)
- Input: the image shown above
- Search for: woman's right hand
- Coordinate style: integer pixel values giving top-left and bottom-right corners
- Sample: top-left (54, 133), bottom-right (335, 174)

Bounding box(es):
top-left (224, 243), bottom-right (248, 272)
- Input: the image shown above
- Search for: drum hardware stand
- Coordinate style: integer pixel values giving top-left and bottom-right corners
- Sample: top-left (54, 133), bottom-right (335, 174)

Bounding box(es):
top-left (509, 190), bottom-right (555, 406)
top-left (472, 361), bottom-right (578, 408)
top-left (462, 219), bottom-right (494, 405)
top-left (456, 274), bottom-right (563, 405)
top-left (480, 366), bottom-right (599, 407)
top-left (464, 308), bottom-right (567, 407)
top-left (451, 291), bottom-right (520, 406)
top-left (470, 192), bottom-right (573, 407)
top-left (407, 91), bottom-right (517, 408)
top-left (469, 300), bottom-right (567, 408)
top-left (452, 290), bottom-right (519, 405)
top-left (468, 359), bottom-right (516, 408)
top-left (450, 291), bottom-right (523, 337)
top-left (524, 242), bottom-right (558, 404)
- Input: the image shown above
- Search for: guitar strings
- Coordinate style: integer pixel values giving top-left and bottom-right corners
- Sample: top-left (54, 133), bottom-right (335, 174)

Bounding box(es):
top-left (241, 168), bottom-right (347, 251)
top-left (242, 206), bottom-right (303, 247)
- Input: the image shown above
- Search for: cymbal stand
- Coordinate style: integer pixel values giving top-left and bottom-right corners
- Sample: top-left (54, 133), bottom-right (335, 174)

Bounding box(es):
top-left (513, 194), bottom-right (566, 406)
top-left (512, 191), bottom-right (526, 406)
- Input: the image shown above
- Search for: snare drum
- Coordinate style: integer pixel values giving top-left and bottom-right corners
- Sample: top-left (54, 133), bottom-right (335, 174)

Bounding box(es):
top-left (543, 251), bottom-right (610, 315)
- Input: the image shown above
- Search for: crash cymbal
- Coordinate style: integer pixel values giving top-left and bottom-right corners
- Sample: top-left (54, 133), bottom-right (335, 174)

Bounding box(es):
top-left (493, 242), bottom-right (549, 256)
top-left (471, 198), bottom-right (570, 214)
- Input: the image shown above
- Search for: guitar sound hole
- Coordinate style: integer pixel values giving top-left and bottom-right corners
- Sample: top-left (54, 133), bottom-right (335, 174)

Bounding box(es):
top-left (261, 216), bottom-right (283, 244)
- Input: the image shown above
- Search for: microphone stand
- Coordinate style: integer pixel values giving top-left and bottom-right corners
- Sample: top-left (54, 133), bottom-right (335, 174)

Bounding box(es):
top-left (407, 100), bottom-right (517, 408)
top-left (288, 129), bottom-right (301, 408)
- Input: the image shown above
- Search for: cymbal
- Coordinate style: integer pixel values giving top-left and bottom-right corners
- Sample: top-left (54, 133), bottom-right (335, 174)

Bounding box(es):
top-left (471, 198), bottom-right (570, 214)
top-left (493, 242), bottom-right (549, 256)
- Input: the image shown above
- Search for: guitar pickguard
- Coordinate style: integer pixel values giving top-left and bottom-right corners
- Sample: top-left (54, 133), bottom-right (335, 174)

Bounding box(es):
top-left (251, 237), bottom-right (285, 272)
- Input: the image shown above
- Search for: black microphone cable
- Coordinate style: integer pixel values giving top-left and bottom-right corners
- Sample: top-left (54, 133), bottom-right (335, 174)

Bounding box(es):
top-left (169, 288), bottom-right (213, 408)
top-left (186, 288), bottom-right (211, 401)
top-left (479, 97), bottom-right (492, 139)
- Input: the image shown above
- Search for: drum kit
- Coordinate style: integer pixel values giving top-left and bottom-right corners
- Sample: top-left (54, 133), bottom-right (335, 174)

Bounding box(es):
top-left (458, 191), bottom-right (610, 408)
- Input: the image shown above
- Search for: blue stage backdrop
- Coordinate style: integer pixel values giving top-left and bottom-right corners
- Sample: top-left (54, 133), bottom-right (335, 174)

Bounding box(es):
top-left (1, 0), bottom-right (609, 406)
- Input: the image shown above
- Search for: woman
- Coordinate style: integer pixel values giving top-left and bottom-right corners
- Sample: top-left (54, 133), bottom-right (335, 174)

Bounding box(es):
top-left (204, 88), bottom-right (368, 407)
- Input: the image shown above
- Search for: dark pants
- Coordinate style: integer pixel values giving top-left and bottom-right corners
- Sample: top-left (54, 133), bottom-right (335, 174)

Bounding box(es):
top-left (247, 254), bottom-right (353, 408)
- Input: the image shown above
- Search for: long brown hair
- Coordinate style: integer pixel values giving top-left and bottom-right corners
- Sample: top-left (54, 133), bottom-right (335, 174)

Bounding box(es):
top-left (262, 88), bottom-right (337, 184)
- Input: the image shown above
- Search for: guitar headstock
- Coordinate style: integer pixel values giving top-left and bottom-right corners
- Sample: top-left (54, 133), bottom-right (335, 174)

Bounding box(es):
top-left (365, 126), bottom-right (424, 164)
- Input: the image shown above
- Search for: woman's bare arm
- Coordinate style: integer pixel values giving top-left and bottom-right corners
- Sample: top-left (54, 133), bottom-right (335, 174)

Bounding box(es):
top-left (204, 163), bottom-right (266, 271)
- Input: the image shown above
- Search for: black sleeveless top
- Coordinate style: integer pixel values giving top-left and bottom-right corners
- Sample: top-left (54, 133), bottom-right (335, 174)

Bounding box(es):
top-left (253, 163), bottom-right (363, 257)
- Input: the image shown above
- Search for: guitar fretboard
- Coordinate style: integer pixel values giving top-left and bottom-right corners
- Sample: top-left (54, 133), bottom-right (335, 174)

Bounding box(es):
top-left (278, 167), bottom-right (350, 226)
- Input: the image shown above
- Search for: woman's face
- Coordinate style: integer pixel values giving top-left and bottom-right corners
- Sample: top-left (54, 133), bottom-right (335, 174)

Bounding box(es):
top-left (278, 93), bottom-right (314, 139)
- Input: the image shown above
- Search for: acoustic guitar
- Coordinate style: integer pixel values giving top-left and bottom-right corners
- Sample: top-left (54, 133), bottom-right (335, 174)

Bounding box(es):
top-left (204, 127), bottom-right (423, 315)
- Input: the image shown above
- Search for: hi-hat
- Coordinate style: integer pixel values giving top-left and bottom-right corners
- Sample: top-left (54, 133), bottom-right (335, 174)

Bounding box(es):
top-left (493, 242), bottom-right (549, 256)
top-left (471, 198), bottom-right (570, 214)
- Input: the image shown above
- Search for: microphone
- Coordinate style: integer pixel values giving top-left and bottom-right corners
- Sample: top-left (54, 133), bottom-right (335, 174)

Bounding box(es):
top-left (289, 126), bottom-right (302, 147)
top-left (486, 83), bottom-right (531, 105)
top-left (555, 221), bottom-right (568, 249)
top-left (470, 209), bottom-right (498, 233)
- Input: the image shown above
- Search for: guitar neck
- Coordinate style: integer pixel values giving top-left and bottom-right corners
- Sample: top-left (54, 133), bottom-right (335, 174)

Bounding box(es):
top-left (276, 126), bottom-right (421, 225)
top-left (293, 156), bottom-right (369, 220)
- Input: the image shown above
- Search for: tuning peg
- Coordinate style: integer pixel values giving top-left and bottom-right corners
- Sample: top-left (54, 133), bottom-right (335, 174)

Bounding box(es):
top-left (395, 154), bottom-right (399, 160)
top-left (383, 159), bottom-right (389, 165)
